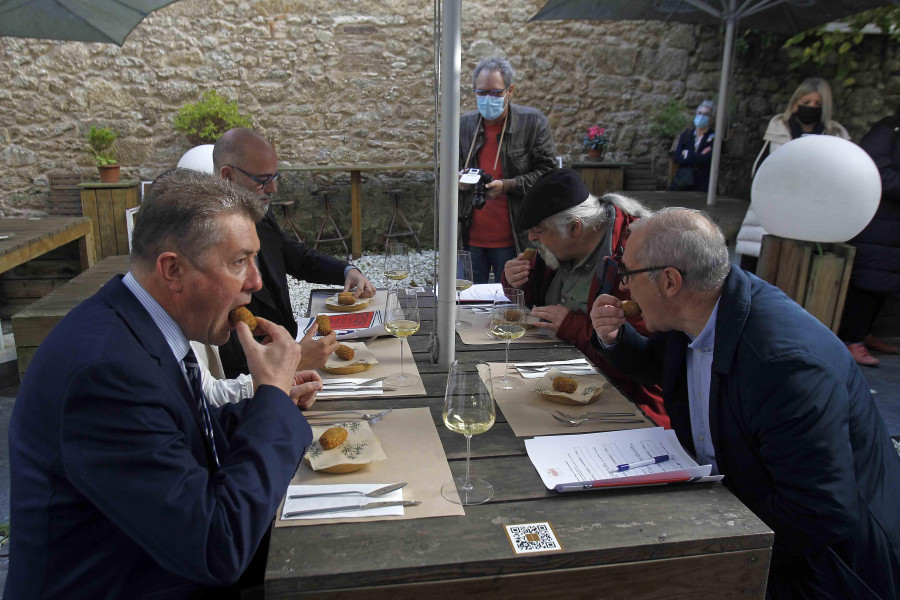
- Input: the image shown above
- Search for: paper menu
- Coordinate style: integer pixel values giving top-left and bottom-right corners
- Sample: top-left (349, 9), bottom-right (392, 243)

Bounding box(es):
top-left (525, 427), bottom-right (716, 492)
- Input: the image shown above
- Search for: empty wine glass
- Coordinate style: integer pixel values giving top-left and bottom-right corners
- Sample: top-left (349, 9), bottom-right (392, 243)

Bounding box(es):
top-left (383, 242), bottom-right (410, 287)
top-left (383, 288), bottom-right (420, 388)
top-left (441, 361), bottom-right (495, 505)
top-left (455, 249), bottom-right (474, 330)
top-left (489, 288), bottom-right (525, 390)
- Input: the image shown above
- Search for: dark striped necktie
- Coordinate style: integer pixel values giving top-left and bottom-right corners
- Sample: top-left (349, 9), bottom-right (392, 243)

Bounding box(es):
top-left (183, 348), bottom-right (220, 467)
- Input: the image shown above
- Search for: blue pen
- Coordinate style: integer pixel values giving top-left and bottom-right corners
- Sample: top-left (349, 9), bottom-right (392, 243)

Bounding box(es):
top-left (616, 454), bottom-right (669, 472)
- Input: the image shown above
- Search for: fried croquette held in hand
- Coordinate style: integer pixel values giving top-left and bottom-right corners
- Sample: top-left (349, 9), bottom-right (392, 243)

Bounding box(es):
top-left (229, 306), bottom-right (257, 332)
top-left (622, 300), bottom-right (642, 319)
top-left (315, 314), bottom-right (332, 336)
top-left (337, 292), bottom-right (357, 306)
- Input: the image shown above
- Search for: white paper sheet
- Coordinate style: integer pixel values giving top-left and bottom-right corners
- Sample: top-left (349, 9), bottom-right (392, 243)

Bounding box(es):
top-left (525, 427), bottom-right (718, 492)
top-left (281, 483), bottom-right (405, 520)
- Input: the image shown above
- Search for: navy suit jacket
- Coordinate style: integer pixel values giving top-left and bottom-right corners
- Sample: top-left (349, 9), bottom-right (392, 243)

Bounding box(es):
top-left (6, 275), bottom-right (312, 599)
top-left (219, 210), bottom-right (349, 378)
top-left (596, 268), bottom-right (900, 599)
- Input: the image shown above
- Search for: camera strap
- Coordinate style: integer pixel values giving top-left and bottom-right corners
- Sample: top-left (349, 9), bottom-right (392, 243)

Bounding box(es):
top-left (462, 113), bottom-right (508, 172)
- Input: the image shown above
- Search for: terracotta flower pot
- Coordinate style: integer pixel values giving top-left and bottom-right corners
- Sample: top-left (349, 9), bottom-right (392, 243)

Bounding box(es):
top-left (587, 148), bottom-right (605, 162)
top-left (98, 164), bottom-right (121, 183)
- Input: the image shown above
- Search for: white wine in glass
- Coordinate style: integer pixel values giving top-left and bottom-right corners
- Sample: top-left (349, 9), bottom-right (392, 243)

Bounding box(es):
top-left (490, 288), bottom-right (525, 390)
top-left (383, 242), bottom-right (410, 284)
top-left (441, 361), bottom-right (495, 505)
top-left (455, 250), bottom-right (474, 330)
top-left (383, 288), bottom-right (420, 388)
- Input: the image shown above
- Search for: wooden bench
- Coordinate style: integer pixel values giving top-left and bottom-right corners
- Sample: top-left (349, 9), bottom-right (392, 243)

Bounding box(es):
top-left (12, 255), bottom-right (128, 378)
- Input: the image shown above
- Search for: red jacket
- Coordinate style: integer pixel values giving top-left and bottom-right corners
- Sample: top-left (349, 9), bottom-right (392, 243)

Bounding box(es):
top-left (501, 206), bottom-right (670, 428)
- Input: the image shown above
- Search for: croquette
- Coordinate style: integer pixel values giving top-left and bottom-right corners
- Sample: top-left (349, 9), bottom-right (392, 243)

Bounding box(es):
top-left (229, 306), bottom-right (257, 332)
top-left (334, 344), bottom-right (355, 361)
top-left (553, 376), bottom-right (578, 394)
top-left (318, 426), bottom-right (348, 450)
top-left (522, 247), bottom-right (536, 261)
top-left (337, 291), bottom-right (357, 305)
top-left (622, 300), bottom-right (642, 319)
top-left (315, 314), bottom-right (332, 335)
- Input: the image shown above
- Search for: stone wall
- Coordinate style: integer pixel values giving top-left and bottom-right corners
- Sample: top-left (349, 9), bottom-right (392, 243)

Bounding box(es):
top-left (1, 0), bottom-right (897, 251)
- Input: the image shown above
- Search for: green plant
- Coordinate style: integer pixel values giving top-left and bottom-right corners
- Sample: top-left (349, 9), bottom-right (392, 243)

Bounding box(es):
top-left (86, 126), bottom-right (118, 167)
top-left (784, 7), bottom-right (900, 87)
top-left (583, 125), bottom-right (611, 151)
top-left (649, 100), bottom-right (690, 139)
top-left (174, 90), bottom-right (252, 145)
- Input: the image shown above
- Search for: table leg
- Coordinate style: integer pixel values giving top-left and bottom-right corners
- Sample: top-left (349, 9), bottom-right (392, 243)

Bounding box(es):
top-left (351, 170), bottom-right (362, 259)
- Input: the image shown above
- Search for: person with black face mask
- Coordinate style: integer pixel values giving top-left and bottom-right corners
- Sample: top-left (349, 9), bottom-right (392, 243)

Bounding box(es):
top-left (736, 77), bottom-right (851, 270)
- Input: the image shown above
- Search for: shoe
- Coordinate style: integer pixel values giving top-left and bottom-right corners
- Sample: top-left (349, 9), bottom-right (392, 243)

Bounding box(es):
top-left (847, 342), bottom-right (879, 367)
top-left (863, 334), bottom-right (899, 354)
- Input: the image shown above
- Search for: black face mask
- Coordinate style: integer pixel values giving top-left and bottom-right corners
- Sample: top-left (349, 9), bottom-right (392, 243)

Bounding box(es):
top-left (795, 104), bottom-right (823, 125)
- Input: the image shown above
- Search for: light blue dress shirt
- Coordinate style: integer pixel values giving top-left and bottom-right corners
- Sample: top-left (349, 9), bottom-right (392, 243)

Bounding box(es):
top-left (122, 272), bottom-right (190, 370)
top-left (685, 300), bottom-right (720, 474)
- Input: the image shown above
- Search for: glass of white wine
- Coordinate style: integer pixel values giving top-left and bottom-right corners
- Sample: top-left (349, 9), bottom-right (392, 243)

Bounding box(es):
top-left (383, 242), bottom-right (410, 287)
top-left (441, 360), bottom-right (495, 505)
top-left (489, 288), bottom-right (526, 390)
top-left (455, 249), bottom-right (474, 330)
top-left (383, 288), bottom-right (420, 388)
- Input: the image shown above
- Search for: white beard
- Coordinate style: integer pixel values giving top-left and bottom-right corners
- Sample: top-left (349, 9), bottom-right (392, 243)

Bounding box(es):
top-left (536, 243), bottom-right (560, 270)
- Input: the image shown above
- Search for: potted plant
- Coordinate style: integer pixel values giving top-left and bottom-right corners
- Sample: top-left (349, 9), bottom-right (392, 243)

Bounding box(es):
top-left (583, 125), bottom-right (611, 161)
top-left (86, 126), bottom-right (120, 183)
top-left (173, 90), bottom-right (252, 145)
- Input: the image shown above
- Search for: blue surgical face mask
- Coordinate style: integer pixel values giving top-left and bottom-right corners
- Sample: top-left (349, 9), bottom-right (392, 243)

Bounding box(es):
top-left (694, 114), bottom-right (710, 129)
top-left (477, 95), bottom-right (506, 121)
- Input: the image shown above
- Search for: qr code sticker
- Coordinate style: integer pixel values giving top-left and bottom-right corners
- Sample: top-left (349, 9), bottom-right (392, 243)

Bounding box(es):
top-left (505, 522), bottom-right (563, 554)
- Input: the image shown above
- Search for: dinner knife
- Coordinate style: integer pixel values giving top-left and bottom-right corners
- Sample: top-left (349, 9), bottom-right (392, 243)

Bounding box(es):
top-left (288, 482), bottom-right (407, 500)
top-left (283, 500), bottom-right (421, 518)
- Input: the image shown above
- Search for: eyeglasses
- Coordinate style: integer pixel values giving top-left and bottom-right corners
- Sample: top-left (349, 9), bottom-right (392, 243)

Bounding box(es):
top-left (617, 265), bottom-right (679, 285)
top-left (474, 88), bottom-right (508, 98)
top-left (229, 165), bottom-right (279, 189)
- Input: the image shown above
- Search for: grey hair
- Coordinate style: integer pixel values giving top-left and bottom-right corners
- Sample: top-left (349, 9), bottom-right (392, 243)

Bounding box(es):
top-left (781, 77), bottom-right (835, 128)
top-left (130, 169), bottom-right (265, 270)
top-left (212, 127), bottom-right (270, 173)
top-left (697, 100), bottom-right (716, 120)
top-left (628, 207), bottom-right (730, 291)
top-left (472, 56), bottom-right (515, 89)
top-left (545, 193), bottom-right (653, 238)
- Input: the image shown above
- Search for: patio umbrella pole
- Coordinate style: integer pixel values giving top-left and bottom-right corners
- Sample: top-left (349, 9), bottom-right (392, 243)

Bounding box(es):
top-left (436, 0), bottom-right (462, 368)
top-left (706, 2), bottom-right (737, 206)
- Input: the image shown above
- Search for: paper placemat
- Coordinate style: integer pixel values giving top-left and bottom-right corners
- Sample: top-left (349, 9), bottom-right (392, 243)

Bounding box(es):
top-left (276, 407), bottom-right (465, 526)
top-left (457, 309), bottom-right (558, 346)
top-left (310, 290), bottom-right (387, 315)
top-left (318, 336), bottom-right (426, 398)
top-left (485, 362), bottom-right (654, 437)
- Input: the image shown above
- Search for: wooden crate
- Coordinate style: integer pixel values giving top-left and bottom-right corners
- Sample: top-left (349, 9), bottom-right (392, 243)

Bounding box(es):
top-left (757, 235), bottom-right (855, 334)
top-left (624, 157), bottom-right (657, 191)
top-left (79, 181), bottom-right (140, 260)
top-left (571, 162), bottom-right (626, 197)
top-left (48, 173), bottom-right (85, 216)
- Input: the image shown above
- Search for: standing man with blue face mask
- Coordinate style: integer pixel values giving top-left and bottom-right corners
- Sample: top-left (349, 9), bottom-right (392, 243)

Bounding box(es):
top-left (459, 56), bottom-right (557, 283)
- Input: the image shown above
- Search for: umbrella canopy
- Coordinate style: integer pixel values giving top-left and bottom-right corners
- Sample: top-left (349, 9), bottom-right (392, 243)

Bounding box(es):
top-left (529, 0), bottom-right (898, 204)
top-left (0, 0), bottom-right (179, 45)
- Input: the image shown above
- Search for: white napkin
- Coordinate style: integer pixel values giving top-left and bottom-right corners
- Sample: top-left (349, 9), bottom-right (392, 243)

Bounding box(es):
top-left (318, 378), bottom-right (384, 398)
top-left (281, 484), bottom-right (405, 520)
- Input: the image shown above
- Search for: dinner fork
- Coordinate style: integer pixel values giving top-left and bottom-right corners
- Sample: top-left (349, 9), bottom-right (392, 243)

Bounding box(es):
top-left (552, 414), bottom-right (646, 427)
top-left (305, 412), bottom-right (391, 426)
top-left (305, 408), bottom-right (393, 420)
top-left (554, 409), bottom-right (637, 419)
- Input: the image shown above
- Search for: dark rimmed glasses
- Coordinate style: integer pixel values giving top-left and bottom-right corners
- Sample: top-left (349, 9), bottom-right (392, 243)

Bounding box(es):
top-left (229, 165), bottom-right (279, 189)
top-left (474, 87), bottom-right (508, 98)
top-left (617, 265), bottom-right (680, 285)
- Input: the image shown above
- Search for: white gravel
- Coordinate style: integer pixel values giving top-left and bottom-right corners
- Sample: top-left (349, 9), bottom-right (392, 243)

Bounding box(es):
top-left (287, 250), bottom-right (438, 321)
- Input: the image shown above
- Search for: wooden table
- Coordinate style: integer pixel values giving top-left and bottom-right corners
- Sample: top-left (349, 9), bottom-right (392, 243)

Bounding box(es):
top-left (265, 291), bottom-right (774, 598)
top-left (0, 216), bottom-right (94, 275)
top-left (280, 164), bottom-right (433, 259)
top-left (571, 161), bottom-right (629, 197)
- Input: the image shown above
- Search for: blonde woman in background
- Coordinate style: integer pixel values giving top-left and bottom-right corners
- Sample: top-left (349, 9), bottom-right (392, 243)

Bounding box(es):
top-left (736, 77), bottom-right (851, 270)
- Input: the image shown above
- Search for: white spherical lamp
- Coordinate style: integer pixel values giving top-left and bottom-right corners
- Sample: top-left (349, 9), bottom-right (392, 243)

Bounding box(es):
top-left (176, 144), bottom-right (215, 174)
top-left (751, 135), bottom-right (881, 242)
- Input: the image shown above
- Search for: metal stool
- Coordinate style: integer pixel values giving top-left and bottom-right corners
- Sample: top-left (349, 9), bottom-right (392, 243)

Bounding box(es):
top-left (381, 189), bottom-right (421, 251)
top-left (311, 190), bottom-right (350, 261)
top-left (269, 197), bottom-right (305, 243)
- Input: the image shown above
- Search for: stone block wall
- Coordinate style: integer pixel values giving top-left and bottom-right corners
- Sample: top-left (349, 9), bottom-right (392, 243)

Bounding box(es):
top-left (0, 0), bottom-right (897, 250)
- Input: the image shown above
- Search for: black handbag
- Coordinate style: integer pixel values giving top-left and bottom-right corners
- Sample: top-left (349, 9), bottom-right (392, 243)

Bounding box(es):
top-left (670, 167), bottom-right (695, 191)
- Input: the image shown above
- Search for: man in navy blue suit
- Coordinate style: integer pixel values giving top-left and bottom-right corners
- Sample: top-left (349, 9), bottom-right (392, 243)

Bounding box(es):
top-left (590, 208), bottom-right (900, 599)
top-left (6, 170), bottom-right (320, 598)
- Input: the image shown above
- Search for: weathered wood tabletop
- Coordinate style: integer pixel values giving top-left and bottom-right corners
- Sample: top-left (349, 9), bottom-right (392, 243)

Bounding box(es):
top-left (0, 216), bottom-right (94, 274)
top-left (265, 291), bottom-right (774, 599)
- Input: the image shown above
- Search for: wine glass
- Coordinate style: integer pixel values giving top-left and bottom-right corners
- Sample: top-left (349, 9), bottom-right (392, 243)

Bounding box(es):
top-left (441, 360), bottom-right (495, 505)
top-left (489, 288), bottom-right (526, 390)
top-left (455, 250), bottom-right (474, 330)
top-left (383, 288), bottom-right (420, 388)
top-left (383, 242), bottom-right (410, 287)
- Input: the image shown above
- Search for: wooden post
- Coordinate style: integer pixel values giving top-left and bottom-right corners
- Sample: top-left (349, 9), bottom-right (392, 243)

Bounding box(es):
top-left (350, 169), bottom-right (362, 259)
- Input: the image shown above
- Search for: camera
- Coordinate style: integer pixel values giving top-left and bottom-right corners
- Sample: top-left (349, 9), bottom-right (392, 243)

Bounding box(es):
top-left (459, 168), bottom-right (493, 209)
